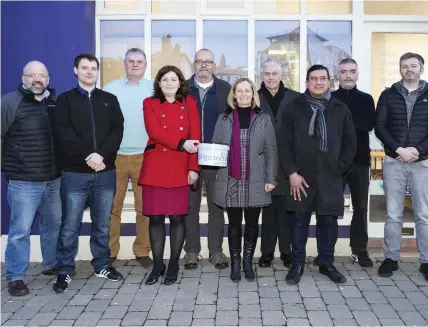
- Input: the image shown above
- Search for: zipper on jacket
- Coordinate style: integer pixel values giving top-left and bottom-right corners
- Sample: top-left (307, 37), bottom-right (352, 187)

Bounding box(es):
top-left (88, 96), bottom-right (97, 152)
top-left (41, 101), bottom-right (56, 179)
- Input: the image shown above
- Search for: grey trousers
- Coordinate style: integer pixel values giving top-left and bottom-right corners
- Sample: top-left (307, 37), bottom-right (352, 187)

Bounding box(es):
top-left (184, 168), bottom-right (225, 254)
top-left (383, 156), bottom-right (428, 263)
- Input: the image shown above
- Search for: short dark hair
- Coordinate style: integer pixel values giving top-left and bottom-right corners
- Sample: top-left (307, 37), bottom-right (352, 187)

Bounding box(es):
top-left (339, 58), bottom-right (358, 66)
top-left (153, 65), bottom-right (189, 102)
top-left (306, 64), bottom-right (330, 81)
top-left (399, 52), bottom-right (425, 67)
top-left (74, 54), bottom-right (100, 69)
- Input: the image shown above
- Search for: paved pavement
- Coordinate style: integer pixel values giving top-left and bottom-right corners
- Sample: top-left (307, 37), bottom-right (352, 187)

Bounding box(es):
top-left (1, 257), bottom-right (428, 326)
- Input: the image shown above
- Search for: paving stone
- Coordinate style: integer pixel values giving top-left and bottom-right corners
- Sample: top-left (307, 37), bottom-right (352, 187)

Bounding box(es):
top-left (168, 311), bottom-right (193, 326)
top-left (282, 304), bottom-right (307, 318)
top-left (192, 318), bottom-right (215, 326)
top-left (39, 298), bottom-right (69, 313)
top-left (373, 276), bottom-right (395, 286)
top-left (101, 305), bottom-right (128, 319)
top-left (50, 319), bottom-right (76, 326)
top-left (77, 284), bottom-right (101, 295)
top-left (316, 281), bottom-right (339, 292)
top-left (362, 291), bottom-right (388, 303)
top-left (124, 274), bottom-right (145, 284)
top-left (279, 291), bottom-right (302, 304)
top-left (285, 318), bottom-right (310, 326)
top-left (94, 288), bottom-right (118, 300)
top-left (353, 310), bottom-right (381, 326)
top-left (2, 319), bottom-right (30, 326)
top-left (215, 310), bottom-right (238, 326)
top-left (1, 299), bottom-right (26, 312)
top-left (239, 291), bottom-right (259, 304)
top-left (239, 304), bottom-right (261, 318)
top-left (343, 263), bottom-right (364, 271)
top-left (390, 272), bottom-right (411, 281)
top-left (303, 297), bottom-right (327, 311)
top-left (400, 263), bottom-right (420, 275)
top-left (308, 310), bottom-right (333, 326)
top-left (27, 279), bottom-right (49, 290)
top-left (1, 312), bottom-right (12, 324)
top-left (277, 281), bottom-right (298, 292)
top-left (147, 304), bottom-right (172, 319)
top-left (122, 311), bottom-right (148, 325)
top-left (10, 305), bottom-right (41, 320)
top-left (27, 312), bottom-right (57, 326)
top-left (321, 291), bottom-right (346, 305)
top-left (299, 286), bottom-right (321, 298)
top-left (118, 283), bottom-right (139, 294)
top-left (260, 297), bottom-right (282, 311)
top-left (328, 304), bottom-right (353, 319)
top-left (217, 297), bottom-right (238, 311)
top-left (346, 298), bottom-right (370, 311)
top-left (238, 317), bottom-right (262, 326)
top-left (355, 279), bottom-right (378, 292)
top-left (388, 297), bottom-right (416, 312)
top-left (333, 318), bottom-right (358, 326)
top-left (193, 304), bottom-right (216, 319)
top-left (258, 286), bottom-right (279, 298)
top-left (398, 310), bottom-right (428, 326)
top-left (97, 318), bottom-right (122, 326)
top-left (238, 281), bottom-right (258, 292)
top-left (153, 293), bottom-right (175, 306)
top-left (144, 319), bottom-right (168, 326)
top-left (173, 297), bottom-right (195, 311)
top-left (349, 270), bottom-right (371, 280)
top-left (85, 299), bottom-right (111, 312)
top-left (257, 277), bottom-right (276, 287)
top-left (68, 294), bottom-right (93, 306)
top-left (67, 279), bottom-right (87, 290)
top-left (379, 318), bottom-right (405, 326)
top-left (405, 291), bottom-right (428, 305)
top-left (262, 311), bottom-right (286, 326)
top-left (298, 275), bottom-right (317, 287)
top-left (218, 287), bottom-right (238, 298)
top-left (75, 311), bottom-right (102, 326)
top-left (379, 285), bottom-right (404, 298)
top-left (110, 293), bottom-right (136, 306)
top-left (129, 297), bottom-right (154, 312)
top-left (339, 285), bottom-right (363, 298)
top-left (196, 292), bottom-right (217, 305)
top-left (56, 306), bottom-right (85, 320)
top-left (102, 280), bottom-right (124, 289)
top-left (395, 280), bottom-right (420, 292)
top-left (370, 303), bottom-right (399, 319)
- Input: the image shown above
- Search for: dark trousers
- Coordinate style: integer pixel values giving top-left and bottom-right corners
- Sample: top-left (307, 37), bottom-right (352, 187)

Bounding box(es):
top-left (184, 168), bottom-right (225, 254)
top-left (293, 213), bottom-right (338, 265)
top-left (260, 195), bottom-right (292, 255)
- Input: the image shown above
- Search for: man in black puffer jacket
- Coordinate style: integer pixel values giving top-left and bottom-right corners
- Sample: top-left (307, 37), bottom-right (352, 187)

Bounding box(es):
top-left (375, 52), bottom-right (428, 281)
top-left (1, 61), bottom-right (61, 297)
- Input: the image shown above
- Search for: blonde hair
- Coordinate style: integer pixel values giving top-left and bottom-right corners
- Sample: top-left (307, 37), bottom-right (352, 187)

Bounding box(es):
top-left (227, 77), bottom-right (260, 109)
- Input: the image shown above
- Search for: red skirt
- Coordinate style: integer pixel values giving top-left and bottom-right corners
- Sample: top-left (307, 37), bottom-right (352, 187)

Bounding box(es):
top-left (142, 185), bottom-right (190, 216)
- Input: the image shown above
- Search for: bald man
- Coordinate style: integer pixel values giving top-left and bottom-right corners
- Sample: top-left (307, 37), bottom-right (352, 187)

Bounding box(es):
top-left (2, 61), bottom-right (61, 296)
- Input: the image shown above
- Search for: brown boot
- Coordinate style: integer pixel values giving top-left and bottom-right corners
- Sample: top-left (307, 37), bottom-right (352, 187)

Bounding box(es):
top-left (8, 280), bottom-right (29, 297)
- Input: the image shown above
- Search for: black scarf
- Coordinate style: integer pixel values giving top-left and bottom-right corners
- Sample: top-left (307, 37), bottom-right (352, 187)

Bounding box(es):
top-left (260, 81), bottom-right (285, 117)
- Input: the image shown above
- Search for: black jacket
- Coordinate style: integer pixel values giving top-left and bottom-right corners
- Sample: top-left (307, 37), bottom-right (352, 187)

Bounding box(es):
top-left (277, 94), bottom-right (357, 216)
top-left (332, 86), bottom-right (376, 166)
top-left (258, 84), bottom-right (300, 196)
top-left (375, 81), bottom-right (428, 161)
top-left (54, 87), bottom-right (124, 173)
top-left (1, 85), bottom-right (60, 181)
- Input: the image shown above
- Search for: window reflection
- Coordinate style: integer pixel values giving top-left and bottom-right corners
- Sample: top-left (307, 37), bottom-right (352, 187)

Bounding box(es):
top-left (100, 20), bottom-right (145, 87)
top-left (307, 21), bottom-right (352, 90)
top-left (255, 21), bottom-right (300, 91)
top-left (204, 21), bottom-right (248, 84)
top-left (151, 20), bottom-right (196, 79)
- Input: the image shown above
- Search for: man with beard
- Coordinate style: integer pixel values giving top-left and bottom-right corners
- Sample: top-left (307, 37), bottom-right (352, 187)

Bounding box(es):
top-left (257, 59), bottom-right (300, 268)
top-left (2, 61), bottom-right (61, 296)
top-left (184, 48), bottom-right (231, 270)
top-left (375, 52), bottom-right (428, 281)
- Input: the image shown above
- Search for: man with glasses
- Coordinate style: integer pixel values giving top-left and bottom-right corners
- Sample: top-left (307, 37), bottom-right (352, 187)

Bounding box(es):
top-left (277, 65), bottom-right (356, 285)
top-left (104, 48), bottom-right (153, 268)
top-left (2, 61), bottom-right (61, 296)
top-left (184, 48), bottom-right (231, 270)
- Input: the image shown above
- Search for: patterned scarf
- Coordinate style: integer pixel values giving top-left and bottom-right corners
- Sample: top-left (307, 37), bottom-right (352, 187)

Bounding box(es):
top-left (304, 89), bottom-right (330, 152)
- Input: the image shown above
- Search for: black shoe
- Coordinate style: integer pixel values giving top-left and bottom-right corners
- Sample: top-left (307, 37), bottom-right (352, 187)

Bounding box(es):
top-left (319, 264), bottom-right (347, 283)
top-left (95, 266), bottom-right (123, 281)
top-left (419, 263), bottom-right (428, 281)
top-left (145, 264), bottom-right (166, 285)
top-left (42, 267), bottom-right (56, 276)
top-left (136, 256), bottom-right (153, 269)
top-left (258, 253), bottom-right (274, 268)
top-left (53, 275), bottom-right (71, 294)
top-left (164, 266), bottom-right (179, 285)
top-left (280, 253), bottom-right (292, 268)
top-left (313, 256), bottom-right (319, 266)
top-left (184, 253), bottom-right (199, 270)
top-left (8, 280), bottom-right (29, 297)
top-left (351, 250), bottom-right (374, 267)
top-left (378, 258), bottom-right (399, 277)
top-left (286, 264), bottom-right (304, 285)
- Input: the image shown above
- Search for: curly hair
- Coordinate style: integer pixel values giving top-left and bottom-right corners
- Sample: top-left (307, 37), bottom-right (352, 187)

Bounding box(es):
top-left (153, 65), bottom-right (189, 101)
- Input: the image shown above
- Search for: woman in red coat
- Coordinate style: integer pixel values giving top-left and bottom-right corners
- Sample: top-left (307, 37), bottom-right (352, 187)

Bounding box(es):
top-left (138, 65), bottom-right (201, 285)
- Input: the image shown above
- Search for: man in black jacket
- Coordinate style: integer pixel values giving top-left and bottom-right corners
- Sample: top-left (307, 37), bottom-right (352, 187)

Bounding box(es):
top-left (278, 65), bottom-right (356, 285)
top-left (257, 59), bottom-right (300, 268)
top-left (184, 48), bottom-right (231, 270)
top-left (53, 54), bottom-right (124, 293)
top-left (1, 61), bottom-right (61, 296)
top-left (375, 52), bottom-right (428, 281)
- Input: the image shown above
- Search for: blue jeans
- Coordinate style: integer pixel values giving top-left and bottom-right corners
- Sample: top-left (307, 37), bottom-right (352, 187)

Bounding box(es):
top-left (292, 213), bottom-right (338, 265)
top-left (56, 170), bottom-right (116, 275)
top-left (5, 178), bottom-right (62, 281)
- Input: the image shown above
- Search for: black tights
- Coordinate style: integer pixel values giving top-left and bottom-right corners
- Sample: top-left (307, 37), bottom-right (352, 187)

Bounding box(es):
top-left (149, 215), bottom-right (185, 277)
top-left (227, 207), bottom-right (261, 230)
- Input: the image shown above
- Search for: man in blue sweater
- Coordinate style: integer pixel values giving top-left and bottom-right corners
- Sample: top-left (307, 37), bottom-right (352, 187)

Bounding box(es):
top-left (184, 48), bottom-right (231, 270)
top-left (104, 48), bottom-right (154, 268)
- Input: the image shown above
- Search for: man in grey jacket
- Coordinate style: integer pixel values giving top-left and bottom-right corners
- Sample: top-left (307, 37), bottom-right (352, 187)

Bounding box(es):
top-left (258, 59), bottom-right (300, 268)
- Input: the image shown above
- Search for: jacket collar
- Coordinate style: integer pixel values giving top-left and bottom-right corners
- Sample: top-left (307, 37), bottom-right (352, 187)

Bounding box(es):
top-left (222, 106), bottom-right (262, 119)
top-left (188, 74), bottom-right (223, 92)
top-left (18, 84), bottom-right (56, 101)
top-left (159, 93), bottom-right (185, 105)
top-left (76, 84), bottom-right (96, 97)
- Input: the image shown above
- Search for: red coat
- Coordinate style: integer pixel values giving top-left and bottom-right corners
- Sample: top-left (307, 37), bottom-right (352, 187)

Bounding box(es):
top-left (138, 95), bottom-right (201, 188)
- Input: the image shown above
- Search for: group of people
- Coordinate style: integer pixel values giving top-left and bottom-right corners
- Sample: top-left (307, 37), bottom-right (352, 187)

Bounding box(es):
top-left (2, 47), bottom-right (427, 297)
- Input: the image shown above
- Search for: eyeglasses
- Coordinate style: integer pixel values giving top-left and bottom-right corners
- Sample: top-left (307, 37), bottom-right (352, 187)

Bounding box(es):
top-left (308, 76), bottom-right (328, 82)
top-left (194, 60), bottom-right (214, 67)
top-left (23, 74), bottom-right (48, 79)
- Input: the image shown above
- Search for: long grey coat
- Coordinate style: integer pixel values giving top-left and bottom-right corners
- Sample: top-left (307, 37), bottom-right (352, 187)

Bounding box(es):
top-left (211, 106), bottom-right (278, 208)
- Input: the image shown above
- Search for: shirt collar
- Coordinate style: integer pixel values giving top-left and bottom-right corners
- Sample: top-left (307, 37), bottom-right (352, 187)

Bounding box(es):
top-left (124, 76), bottom-right (146, 85)
top-left (77, 84), bottom-right (96, 97)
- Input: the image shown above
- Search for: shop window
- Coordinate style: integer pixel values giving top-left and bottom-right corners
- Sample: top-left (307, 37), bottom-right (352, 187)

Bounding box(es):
top-left (365, 0), bottom-right (428, 15)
